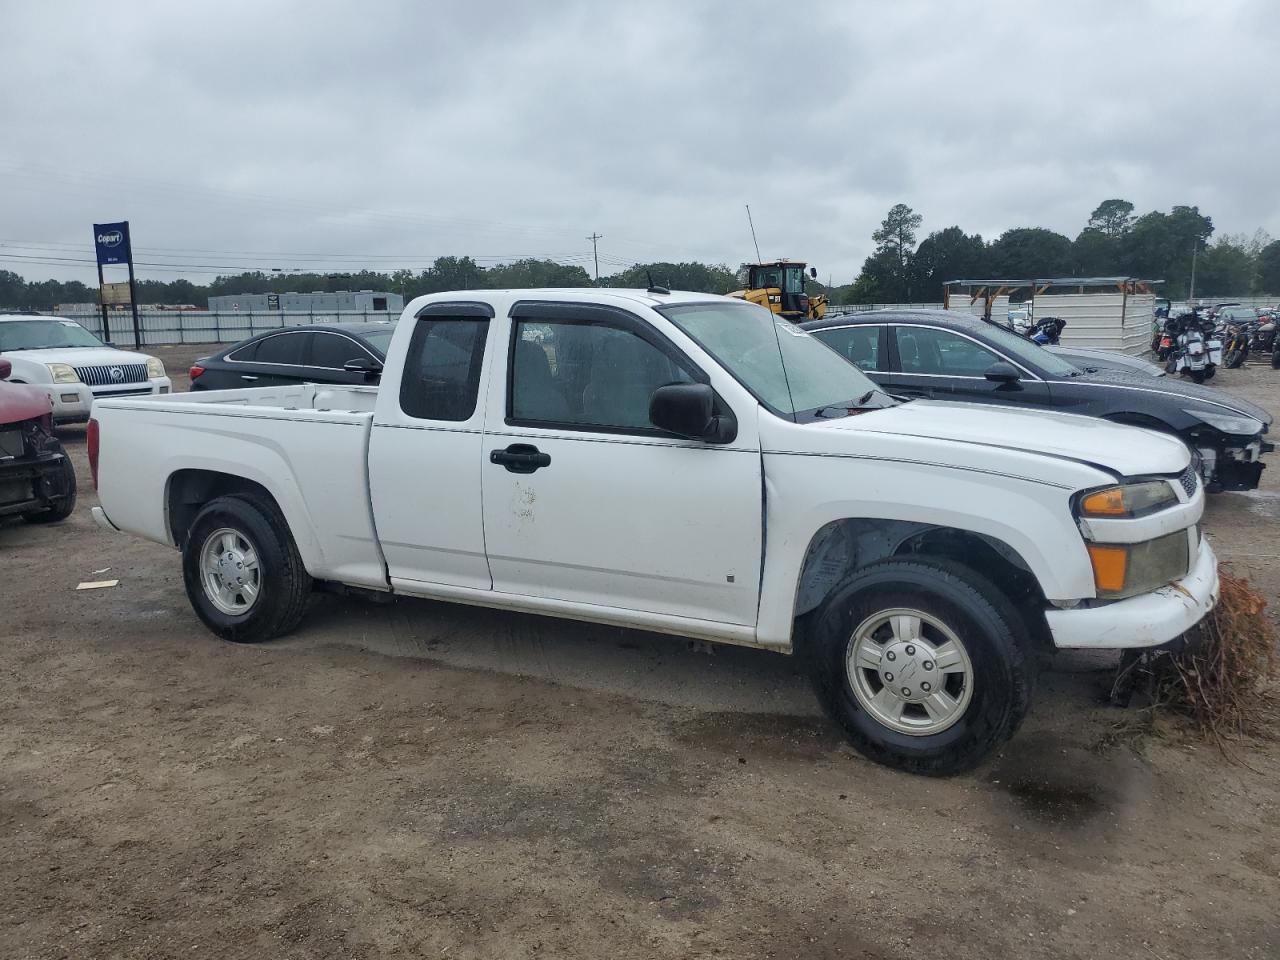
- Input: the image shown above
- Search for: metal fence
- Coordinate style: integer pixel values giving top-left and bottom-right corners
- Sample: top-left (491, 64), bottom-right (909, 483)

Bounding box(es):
top-left (59, 309), bottom-right (401, 347)
top-left (825, 302), bottom-right (945, 316)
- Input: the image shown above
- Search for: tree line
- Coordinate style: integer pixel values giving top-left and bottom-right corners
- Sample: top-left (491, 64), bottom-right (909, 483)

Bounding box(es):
top-left (0, 258), bottom-right (743, 312)
top-left (842, 200), bottom-right (1280, 304)
top-left (2, 200), bottom-right (1277, 312)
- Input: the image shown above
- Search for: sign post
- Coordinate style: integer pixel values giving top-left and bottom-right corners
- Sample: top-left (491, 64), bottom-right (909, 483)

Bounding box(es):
top-left (93, 221), bottom-right (142, 348)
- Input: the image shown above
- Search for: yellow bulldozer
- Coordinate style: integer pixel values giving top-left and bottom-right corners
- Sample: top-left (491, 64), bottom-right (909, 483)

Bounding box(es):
top-left (728, 260), bottom-right (828, 321)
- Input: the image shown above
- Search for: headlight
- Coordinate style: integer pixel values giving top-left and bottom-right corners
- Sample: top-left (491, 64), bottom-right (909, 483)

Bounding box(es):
top-left (46, 363), bottom-right (81, 384)
top-left (146, 357), bottom-right (166, 378)
top-left (1185, 408), bottom-right (1262, 436)
top-left (1076, 480), bottom-right (1178, 518)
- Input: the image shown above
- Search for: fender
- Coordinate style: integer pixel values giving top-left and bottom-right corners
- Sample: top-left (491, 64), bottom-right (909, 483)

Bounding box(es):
top-left (754, 452), bottom-right (1100, 650)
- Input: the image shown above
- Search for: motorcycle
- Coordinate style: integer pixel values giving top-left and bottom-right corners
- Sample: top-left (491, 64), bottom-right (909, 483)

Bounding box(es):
top-left (1165, 312), bottom-right (1218, 383)
top-left (1152, 318), bottom-right (1175, 361)
top-left (1029, 316), bottom-right (1065, 345)
top-left (1222, 321), bottom-right (1250, 369)
top-left (1222, 313), bottom-right (1277, 368)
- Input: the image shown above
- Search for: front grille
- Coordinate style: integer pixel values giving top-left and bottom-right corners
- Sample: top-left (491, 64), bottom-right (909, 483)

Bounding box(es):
top-left (1177, 463), bottom-right (1199, 498)
top-left (74, 363), bottom-right (148, 387)
top-left (91, 387), bottom-right (151, 397)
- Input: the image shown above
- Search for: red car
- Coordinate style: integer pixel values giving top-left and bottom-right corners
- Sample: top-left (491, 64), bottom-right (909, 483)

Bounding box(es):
top-left (0, 356), bottom-right (77, 523)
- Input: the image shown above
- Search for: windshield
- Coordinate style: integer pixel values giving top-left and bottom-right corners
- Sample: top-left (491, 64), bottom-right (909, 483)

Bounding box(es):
top-left (661, 301), bottom-right (886, 421)
top-left (976, 320), bottom-right (1080, 377)
top-left (0, 319), bottom-right (105, 351)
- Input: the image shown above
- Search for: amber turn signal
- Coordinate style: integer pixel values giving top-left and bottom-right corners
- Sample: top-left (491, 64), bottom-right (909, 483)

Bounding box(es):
top-left (1080, 488), bottom-right (1126, 516)
top-left (1087, 543), bottom-right (1129, 594)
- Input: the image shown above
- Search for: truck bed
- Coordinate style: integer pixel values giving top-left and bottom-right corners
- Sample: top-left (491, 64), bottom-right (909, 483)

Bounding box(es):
top-left (92, 384), bottom-right (388, 589)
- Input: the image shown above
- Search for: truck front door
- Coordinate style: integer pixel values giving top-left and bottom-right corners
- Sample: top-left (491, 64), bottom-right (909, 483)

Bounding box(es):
top-left (480, 302), bottom-right (763, 627)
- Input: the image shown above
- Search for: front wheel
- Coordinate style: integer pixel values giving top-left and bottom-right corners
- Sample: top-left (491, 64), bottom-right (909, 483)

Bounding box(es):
top-left (181, 493), bottom-right (312, 643)
top-left (1224, 348), bottom-right (1245, 369)
top-left (22, 446), bottom-right (77, 523)
top-left (1272, 346), bottom-right (1280, 370)
top-left (802, 558), bottom-right (1035, 776)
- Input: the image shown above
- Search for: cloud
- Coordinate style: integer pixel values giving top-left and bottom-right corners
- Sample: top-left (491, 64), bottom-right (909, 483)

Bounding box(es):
top-left (2, 0), bottom-right (1277, 284)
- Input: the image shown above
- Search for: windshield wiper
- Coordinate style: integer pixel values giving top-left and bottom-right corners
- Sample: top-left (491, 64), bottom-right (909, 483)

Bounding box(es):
top-left (811, 390), bottom-right (883, 418)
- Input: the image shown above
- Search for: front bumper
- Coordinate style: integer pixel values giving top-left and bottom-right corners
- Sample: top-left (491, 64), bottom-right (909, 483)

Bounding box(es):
top-left (0, 451), bottom-right (72, 517)
top-left (1046, 538), bottom-right (1219, 650)
top-left (45, 378), bottom-right (173, 423)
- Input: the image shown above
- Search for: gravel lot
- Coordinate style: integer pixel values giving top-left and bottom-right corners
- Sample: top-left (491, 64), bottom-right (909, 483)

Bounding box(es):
top-left (3, 344), bottom-right (1279, 960)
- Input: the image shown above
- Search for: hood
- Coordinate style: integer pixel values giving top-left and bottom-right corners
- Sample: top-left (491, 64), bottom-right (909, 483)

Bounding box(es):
top-left (818, 400), bottom-right (1190, 477)
top-left (1, 346), bottom-right (155, 366)
top-left (0, 379), bottom-right (54, 425)
top-left (1073, 368), bottom-right (1272, 426)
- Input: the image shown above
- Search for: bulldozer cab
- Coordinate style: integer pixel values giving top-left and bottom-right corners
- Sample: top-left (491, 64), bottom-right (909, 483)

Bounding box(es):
top-left (736, 261), bottom-right (825, 321)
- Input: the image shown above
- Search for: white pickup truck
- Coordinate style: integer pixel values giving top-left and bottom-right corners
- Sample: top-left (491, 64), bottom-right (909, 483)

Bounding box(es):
top-left (89, 289), bottom-right (1219, 774)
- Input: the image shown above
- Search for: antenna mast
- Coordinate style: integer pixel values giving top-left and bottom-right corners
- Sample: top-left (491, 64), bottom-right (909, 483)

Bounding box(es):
top-left (745, 204), bottom-right (762, 263)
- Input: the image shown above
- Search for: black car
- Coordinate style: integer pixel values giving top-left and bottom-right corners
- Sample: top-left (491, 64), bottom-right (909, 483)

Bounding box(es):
top-left (189, 323), bottom-right (393, 391)
top-left (802, 309), bottom-right (1274, 492)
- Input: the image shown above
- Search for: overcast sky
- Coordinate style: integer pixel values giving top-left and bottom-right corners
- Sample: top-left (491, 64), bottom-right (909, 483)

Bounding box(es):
top-left (2, 0), bottom-right (1277, 286)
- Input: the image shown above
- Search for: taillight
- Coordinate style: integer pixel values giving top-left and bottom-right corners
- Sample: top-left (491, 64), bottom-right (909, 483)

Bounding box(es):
top-left (189, 365), bottom-right (205, 380)
top-left (87, 417), bottom-right (100, 489)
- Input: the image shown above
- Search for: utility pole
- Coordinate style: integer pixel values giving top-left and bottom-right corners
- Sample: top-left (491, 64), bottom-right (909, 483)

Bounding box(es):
top-left (1188, 240), bottom-right (1200, 304)
top-left (587, 232), bottom-right (603, 284)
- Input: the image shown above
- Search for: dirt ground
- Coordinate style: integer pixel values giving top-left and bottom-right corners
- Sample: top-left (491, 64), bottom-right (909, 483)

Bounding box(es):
top-left (3, 343), bottom-right (1279, 960)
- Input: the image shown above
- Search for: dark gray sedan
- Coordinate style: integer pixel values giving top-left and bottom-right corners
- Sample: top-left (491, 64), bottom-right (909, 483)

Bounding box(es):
top-left (802, 309), bottom-right (1273, 491)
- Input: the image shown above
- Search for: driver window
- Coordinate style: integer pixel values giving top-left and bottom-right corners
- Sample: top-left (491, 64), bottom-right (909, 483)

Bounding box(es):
top-left (509, 320), bottom-right (696, 431)
top-left (895, 327), bottom-right (999, 377)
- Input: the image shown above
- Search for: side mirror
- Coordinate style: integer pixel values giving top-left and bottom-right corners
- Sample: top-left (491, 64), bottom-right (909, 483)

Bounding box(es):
top-left (984, 361), bottom-right (1021, 384)
top-left (649, 383), bottom-right (737, 443)
top-left (809, 267), bottom-right (818, 279)
top-left (0, 358), bottom-right (11, 379)
top-left (343, 357), bottom-right (384, 380)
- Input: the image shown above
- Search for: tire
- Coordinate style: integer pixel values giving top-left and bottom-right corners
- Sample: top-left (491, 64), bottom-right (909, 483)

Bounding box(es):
top-left (1203, 364), bottom-right (1216, 380)
top-left (1272, 347), bottom-right (1280, 370)
top-left (181, 493), bottom-right (312, 643)
top-left (1224, 348), bottom-right (1245, 369)
top-left (1190, 368), bottom-right (1206, 383)
top-left (801, 557), bottom-right (1035, 776)
top-left (21, 446), bottom-right (77, 523)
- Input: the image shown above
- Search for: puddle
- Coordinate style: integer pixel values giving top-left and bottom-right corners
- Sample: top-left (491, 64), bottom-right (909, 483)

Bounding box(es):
top-left (984, 730), bottom-right (1149, 829)
top-left (1001, 777), bottom-right (1103, 824)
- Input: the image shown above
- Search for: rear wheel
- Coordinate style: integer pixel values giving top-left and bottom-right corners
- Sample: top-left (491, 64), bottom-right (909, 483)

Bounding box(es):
top-left (181, 493), bottom-right (312, 643)
top-left (802, 558), bottom-right (1035, 776)
top-left (1190, 368), bottom-right (1206, 383)
top-left (1224, 347), bottom-right (1245, 369)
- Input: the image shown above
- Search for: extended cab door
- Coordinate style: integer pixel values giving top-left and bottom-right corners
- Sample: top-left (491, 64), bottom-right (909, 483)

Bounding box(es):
top-left (480, 301), bottom-right (763, 626)
top-left (368, 302), bottom-right (494, 590)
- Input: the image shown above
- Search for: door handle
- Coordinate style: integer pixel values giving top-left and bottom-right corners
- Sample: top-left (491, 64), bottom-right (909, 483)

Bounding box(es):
top-left (489, 443), bottom-right (551, 474)
top-left (240, 375), bottom-right (259, 382)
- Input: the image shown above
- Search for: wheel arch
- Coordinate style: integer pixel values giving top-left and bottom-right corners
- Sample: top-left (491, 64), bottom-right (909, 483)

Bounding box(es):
top-left (791, 518), bottom-right (1052, 652)
top-left (166, 469), bottom-right (300, 556)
